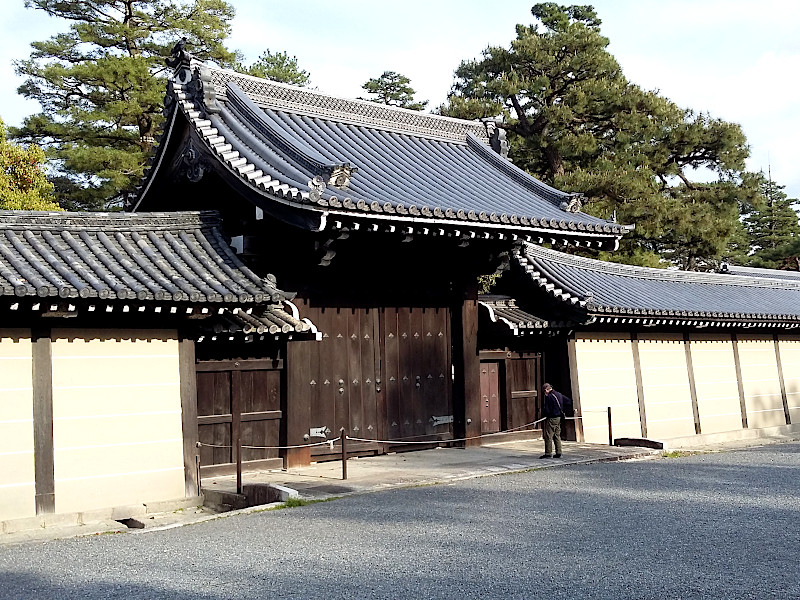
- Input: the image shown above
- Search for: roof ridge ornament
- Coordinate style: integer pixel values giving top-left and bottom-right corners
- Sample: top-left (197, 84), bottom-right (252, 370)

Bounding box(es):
top-left (166, 39), bottom-right (220, 115)
top-left (482, 117), bottom-right (509, 159)
top-left (560, 193), bottom-right (584, 214)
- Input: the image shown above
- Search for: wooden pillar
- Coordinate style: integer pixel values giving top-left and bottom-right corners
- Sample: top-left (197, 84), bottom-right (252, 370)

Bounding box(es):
top-left (683, 333), bottom-right (701, 435)
top-left (731, 333), bottom-right (749, 429)
top-left (285, 339), bottom-right (313, 468)
top-left (32, 328), bottom-right (55, 515)
top-left (630, 333), bottom-right (648, 438)
top-left (774, 335), bottom-right (791, 425)
top-left (566, 335), bottom-right (585, 442)
top-left (453, 282), bottom-right (481, 446)
top-left (178, 338), bottom-right (199, 497)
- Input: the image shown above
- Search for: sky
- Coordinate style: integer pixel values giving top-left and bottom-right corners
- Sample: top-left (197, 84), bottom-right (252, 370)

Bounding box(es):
top-left (1, 0), bottom-right (798, 199)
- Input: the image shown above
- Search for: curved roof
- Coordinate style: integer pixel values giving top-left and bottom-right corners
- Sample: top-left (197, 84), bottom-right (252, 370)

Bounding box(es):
top-left (0, 210), bottom-right (283, 305)
top-left (135, 59), bottom-right (626, 246)
top-left (515, 244), bottom-right (800, 326)
top-left (720, 263), bottom-right (800, 281)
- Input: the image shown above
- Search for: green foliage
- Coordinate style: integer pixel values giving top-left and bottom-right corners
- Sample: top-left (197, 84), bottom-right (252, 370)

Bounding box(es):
top-left (361, 71), bottom-right (428, 111)
top-left (235, 49), bottom-right (310, 86)
top-left (0, 117), bottom-right (61, 211)
top-left (443, 3), bottom-right (757, 270)
top-left (740, 174), bottom-right (800, 268)
top-left (13, 0), bottom-right (238, 210)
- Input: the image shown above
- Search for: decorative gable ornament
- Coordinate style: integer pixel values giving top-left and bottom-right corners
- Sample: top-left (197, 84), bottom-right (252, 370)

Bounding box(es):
top-left (560, 194), bottom-right (584, 214)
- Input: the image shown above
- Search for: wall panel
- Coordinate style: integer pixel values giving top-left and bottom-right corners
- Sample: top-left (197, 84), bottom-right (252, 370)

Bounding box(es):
top-left (0, 331), bottom-right (35, 520)
top-left (777, 336), bottom-right (800, 423)
top-left (637, 335), bottom-right (695, 439)
top-left (737, 335), bottom-right (786, 429)
top-left (688, 335), bottom-right (744, 434)
top-left (51, 330), bottom-right (185, 513)
top-left (573, 333), bottom-right (640, 443)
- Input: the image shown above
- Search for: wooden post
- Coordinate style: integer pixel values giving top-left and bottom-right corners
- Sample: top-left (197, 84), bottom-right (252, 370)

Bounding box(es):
top-left (340, 427), bottom-right (348, 480)
top-left (630, 333), bottom-right (648, 438)
top-left (32, 328), bottom-right (55, 515)
top-left (607, 406), bottom-right (613, 446)
top-left (178, 338), bottom-right (199, 498)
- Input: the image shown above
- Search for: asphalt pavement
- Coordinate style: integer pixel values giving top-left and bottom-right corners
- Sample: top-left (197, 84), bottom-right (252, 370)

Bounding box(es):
top-left (0, 438), bottom-right (798, 599)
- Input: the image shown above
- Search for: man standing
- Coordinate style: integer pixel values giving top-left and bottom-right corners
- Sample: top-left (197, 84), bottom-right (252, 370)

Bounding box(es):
top-left (540, 383), bottom-right (572, 459)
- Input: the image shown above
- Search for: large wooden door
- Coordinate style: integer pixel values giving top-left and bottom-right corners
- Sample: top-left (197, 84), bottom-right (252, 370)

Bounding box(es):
top-left (196, 360), bottom-right (283, 475)
top-left (300, 307), bottom-right (382, 456)
top-left (382, 307), bottom-right (452, 442)
top-left (505, 355), bottom-right (542, 430)
top-left (294, 304), bottom-right (452, 456)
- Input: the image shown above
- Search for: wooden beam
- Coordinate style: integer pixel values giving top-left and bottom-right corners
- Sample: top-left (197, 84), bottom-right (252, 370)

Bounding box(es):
top-left (774, 335), bottom-right (791, 425)
top-left (31, 328), bottom-right (55, 515)
top-left (630, 333), bottom-right (648, 438)
top-left (195, 359), bottom-right (283, 372)
top-left (179, 338), bottom-right (199, 498)
top-left (683, 333), bottom-right (701, 435)
top-left (731, 334), bottom-right (748, 429)
top-left (198, 410), bottom-right (282, 425)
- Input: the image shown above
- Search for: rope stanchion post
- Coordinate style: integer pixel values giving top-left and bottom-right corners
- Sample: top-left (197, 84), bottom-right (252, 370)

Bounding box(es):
top-left (340, 428), bottom-right (348, 480)
top-left (607, 406), bottom-right (613, 446)
top-left (195, 452), bottom-right (201, 496)
top-left (236, 435), bottom-right (242, 494)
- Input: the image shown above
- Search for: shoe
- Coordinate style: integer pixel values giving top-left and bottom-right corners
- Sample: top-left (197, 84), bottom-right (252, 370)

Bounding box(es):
top-left (539, 454), bottom-right (552, 459)
top-left (554, 454), bottom-right (562, 458)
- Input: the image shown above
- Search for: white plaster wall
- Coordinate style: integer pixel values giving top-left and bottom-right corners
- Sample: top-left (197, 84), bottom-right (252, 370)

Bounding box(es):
top-left (737, 335), bottom-right (786, 429)
top-left (777, 337), bottom-right (800, 424)
top-left (0, 331), bottom-right (35, 521)
top-left (688, 335), bottom-right (744, 435)
top-left (637, 335), bottom-right (696, 439)
top-left (574, 333), bottom-right (641, 444)
top-left (50, 330), bottom-right (185, 514)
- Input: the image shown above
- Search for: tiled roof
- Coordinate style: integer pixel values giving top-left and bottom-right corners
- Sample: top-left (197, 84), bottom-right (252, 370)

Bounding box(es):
top-left (0, 210), bottom-right (282, 303)
top-left (514, 243), bottom-right (800, 327)
top-left (134, 59), bottom-right (626, 247)
top-left (0, 210), bottom-right (311, 335)
top-left (478, 296), bottom-right (551, 334)
top-left (720, 263), bottom-right (800, 281)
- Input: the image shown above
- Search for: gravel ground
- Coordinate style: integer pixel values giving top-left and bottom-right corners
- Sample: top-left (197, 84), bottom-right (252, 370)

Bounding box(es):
top-left (1, 442), bottom-right (798, 599)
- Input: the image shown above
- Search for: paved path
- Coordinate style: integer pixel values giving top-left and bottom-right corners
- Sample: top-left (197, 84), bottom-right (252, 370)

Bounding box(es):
top-left (1, 441), bottom-right (798, 599)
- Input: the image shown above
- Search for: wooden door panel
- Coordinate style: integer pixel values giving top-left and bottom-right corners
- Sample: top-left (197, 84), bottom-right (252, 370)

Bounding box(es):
top-left (196, 363), bottom-right (282, 469)
top-left (506, 357), bottom-right (541, 430)
top-left (480, 361), bottom-right (501, 433)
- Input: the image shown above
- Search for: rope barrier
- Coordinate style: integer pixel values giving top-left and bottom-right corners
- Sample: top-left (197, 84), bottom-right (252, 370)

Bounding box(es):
top-left (197, 437), bottom-right (341, 451)
top-left (197, 415), bottom-right (583, 450)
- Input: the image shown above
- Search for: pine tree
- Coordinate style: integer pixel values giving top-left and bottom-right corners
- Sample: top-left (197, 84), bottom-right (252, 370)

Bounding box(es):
top-left (442, 3), bottom-right (755, 270)
top-left (0, 117), bottom-right (61, 211)
top-left (235, 50), bottom-right (311, 86)
top-left (741, 172), bottom-right (800, 268)
top-left (13, 0), bottom-right (237, 210)
top-left (361, 71), bottom-right (428, 111)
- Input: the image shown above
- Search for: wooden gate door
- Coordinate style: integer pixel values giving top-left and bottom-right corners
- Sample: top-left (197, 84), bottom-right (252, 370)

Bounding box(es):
top-left (303, 307), bottom-right (382, 457)
top-left (383, 307), bottom-right (452, 442)
top-left (480, 361), bottom-right (501, 434)
top-left (196, 360), bottom-right (283, 475)
top-left (505, 354), bottom-right (542, 430)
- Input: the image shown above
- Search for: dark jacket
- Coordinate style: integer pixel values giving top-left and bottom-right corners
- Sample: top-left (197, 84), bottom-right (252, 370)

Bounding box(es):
top-left (543, 390), bottom-right (573, 418)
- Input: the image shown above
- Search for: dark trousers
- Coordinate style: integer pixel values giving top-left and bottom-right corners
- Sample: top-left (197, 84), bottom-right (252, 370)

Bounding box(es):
top-left (543, 417), bottom-right (562, 456)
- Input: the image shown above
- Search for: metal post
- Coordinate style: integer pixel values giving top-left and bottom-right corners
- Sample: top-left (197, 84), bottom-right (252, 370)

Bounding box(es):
top-left (195, 453), bottom-right (201, 497)
top-left (607, 406), bottom-right (613, 446)
top-left (340, 427), bottom-right (348, 480)
top-left (236, 435), bottom-right (242, 494)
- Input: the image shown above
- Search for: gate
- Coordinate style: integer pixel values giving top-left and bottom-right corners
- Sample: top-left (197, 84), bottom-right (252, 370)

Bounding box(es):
top-left (480, 361), bottom-right (501, 433)
top-left (297, 305), bottom-right (452, 457)
top-left (196, 359), bottom-right (283, 475)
